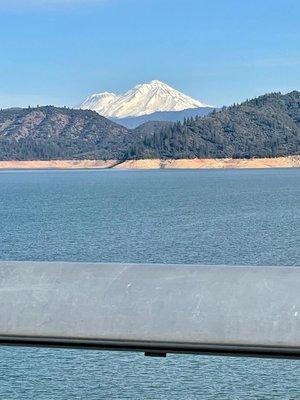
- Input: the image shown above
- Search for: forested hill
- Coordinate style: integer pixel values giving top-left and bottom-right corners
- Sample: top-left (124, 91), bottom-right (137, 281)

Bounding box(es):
top-left (0, 106), bottom-right (132, 160)
top-left (0, 91), bottom-right (299, 160)
top-left (127, 91), bottom-right (300, 159)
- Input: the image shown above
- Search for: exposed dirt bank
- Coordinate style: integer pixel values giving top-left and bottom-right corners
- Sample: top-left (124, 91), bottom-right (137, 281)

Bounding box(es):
top-left (0, 160), bottom-right (117, 169)
top-left (112, 156), bottom-right (300, 169)
top-left (0, 156), bottom-right (299, 170)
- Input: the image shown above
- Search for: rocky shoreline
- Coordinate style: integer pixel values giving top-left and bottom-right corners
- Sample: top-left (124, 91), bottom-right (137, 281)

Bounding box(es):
top-left (0, 156), bottom-right (299, 170)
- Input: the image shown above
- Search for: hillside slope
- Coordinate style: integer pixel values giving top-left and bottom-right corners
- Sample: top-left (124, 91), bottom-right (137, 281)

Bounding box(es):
top-left (127, 91), bottom-right (300, 159)
top-left (0, 106), bottom-right (131, 160)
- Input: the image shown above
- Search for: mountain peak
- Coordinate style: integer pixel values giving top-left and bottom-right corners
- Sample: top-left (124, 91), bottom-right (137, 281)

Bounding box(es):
top-left (80, 80), bottom-right (212, 118)
top-left (147, 79), bottom-right (169, 87)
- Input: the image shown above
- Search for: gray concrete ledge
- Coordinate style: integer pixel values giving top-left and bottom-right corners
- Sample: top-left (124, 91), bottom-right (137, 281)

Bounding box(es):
top-left (0, 262), bottom-right (299, 358)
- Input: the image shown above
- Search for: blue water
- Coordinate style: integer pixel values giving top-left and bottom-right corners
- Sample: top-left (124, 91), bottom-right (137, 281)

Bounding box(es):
top-left (0, 168), bottom-right (299, 399)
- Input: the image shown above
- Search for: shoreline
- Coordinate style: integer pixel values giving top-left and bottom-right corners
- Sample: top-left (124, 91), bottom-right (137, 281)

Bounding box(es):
top-left (0, 156), bottom-right (299, 170)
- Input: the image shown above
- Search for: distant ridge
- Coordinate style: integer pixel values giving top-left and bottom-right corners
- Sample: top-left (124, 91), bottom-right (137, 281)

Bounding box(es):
top-left (80, 80), bottom-right (212, 119)
top-left (111, 107), bottom-right (214, 129)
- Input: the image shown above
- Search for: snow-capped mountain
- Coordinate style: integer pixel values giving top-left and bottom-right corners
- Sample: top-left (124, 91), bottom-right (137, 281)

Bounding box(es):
top-left (80, 80), bottom-right (212, 118)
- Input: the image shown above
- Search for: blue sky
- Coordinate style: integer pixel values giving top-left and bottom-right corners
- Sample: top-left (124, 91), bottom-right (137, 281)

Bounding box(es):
top-left (0, 0), bottom-right (299, 108)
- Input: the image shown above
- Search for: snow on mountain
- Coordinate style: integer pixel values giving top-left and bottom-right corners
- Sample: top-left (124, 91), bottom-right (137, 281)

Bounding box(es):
top-left (80, 92), bottom-right (117, 111)
top-left (79, 80), bottom-right (212, 118)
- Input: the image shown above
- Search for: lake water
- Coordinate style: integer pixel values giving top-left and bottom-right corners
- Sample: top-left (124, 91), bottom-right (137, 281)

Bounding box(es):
top-left (0, 168), bottom-right (299, 399)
